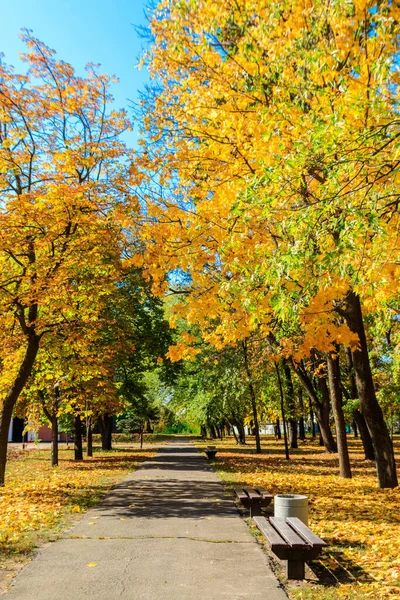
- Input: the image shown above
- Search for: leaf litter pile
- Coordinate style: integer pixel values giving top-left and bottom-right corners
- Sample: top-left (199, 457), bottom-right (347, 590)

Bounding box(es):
top-left (208, 436), bottom-right (399, 600)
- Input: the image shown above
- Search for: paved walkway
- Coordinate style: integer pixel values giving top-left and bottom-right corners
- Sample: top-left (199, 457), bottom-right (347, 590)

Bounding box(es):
top-left (5, 441), bottom-right (287, 599)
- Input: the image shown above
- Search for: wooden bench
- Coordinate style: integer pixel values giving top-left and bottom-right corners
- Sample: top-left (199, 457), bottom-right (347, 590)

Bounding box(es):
top-left (235, 486), bottom-right (273, 517)
top-left (253, 516), bottom-right (327, 579)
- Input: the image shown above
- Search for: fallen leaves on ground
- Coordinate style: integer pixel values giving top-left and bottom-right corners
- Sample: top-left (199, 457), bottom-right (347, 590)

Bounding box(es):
top-left (205, 436), bottom-right (400, 600)
top-left (0, 445), bottom-right (153, 559)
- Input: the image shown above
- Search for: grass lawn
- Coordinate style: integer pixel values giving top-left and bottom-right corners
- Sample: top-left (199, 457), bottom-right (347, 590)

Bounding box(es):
top-left (200, 435), bottom-right (400, 600)
top-left (0, 442), bottom-right (155, 592)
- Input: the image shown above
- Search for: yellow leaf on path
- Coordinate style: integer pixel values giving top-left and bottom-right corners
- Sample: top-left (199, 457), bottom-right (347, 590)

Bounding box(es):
top-left (86, 563), bottom-right (97, 568)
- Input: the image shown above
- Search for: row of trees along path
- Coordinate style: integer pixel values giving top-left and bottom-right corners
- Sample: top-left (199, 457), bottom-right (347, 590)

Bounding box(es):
top-left (1, 2), bottom-right (400, 493)
top-left (136, 0), bottom-right (399, 488)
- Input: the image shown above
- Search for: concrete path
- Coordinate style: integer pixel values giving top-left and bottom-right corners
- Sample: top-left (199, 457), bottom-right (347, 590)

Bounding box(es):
top-left (5, 441), bottom-right (287, 600)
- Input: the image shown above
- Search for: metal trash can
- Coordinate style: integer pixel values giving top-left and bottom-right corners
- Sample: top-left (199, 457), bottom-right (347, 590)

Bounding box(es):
top-left (274, 494), bottom-right (309, 525)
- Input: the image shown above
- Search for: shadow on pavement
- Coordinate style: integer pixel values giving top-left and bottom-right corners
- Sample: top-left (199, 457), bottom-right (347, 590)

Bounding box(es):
top-left (98, 478), bottom-right (238, 519)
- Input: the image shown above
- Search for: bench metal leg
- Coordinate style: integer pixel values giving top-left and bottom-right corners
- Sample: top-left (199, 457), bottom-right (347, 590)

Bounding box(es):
top-left (286, 560), bottom-right (305, 580)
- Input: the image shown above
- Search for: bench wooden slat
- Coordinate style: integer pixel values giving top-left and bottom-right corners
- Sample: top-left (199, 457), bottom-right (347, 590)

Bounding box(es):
top-left (254, 486), bottom-right (273, 500)
top-left (244, 487), bottom-right (261, 501)
top-left (253, 516), bottom-right (288, 551)
top-left (234, 487), bottom-right (249, 503)
top-left (269, 517), bottom-right (308, 549)
top-left (287, 518), bottom-right (327, 548)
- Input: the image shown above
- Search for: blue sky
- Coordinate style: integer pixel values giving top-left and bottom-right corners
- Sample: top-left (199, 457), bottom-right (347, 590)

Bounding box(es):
top-left (2, 0), bottom-right (151, 144)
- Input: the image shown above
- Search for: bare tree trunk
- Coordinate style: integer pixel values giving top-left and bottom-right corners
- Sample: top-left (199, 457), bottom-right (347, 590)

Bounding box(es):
top-left (298, 417), bottom-right (305, 440)
top-left (339, 291), bottom-right (397, 488)
top-left (353, 409), bottom-right (375, 461)
top-left (51, 417), bottom-right (59, 467)
top-left (236, 421), bottom-right (246, 444)
top-left (283, 360), bottom-right (298, 449)
top-left (298, 389), bottom-right (306, 440)
top-left (140, 425), bottom-right (144, 449)
top-left (86, 418), bottom-right (93, 458)
top-left (327, 352), bottom-right (352, 478)
top-left (0, 335), bottom-right (40, 485)
top-left (276, 363), bottom-right (290, 460)
top-left (98, 414), bottom-right (113, 450)
top-left (310, 404), bottom-right (316, 438)
top-left (41, 389), bottom-right (60, 468)
top-left (344, 347), bottom-right (375, 461)
top-left (230, 420), bottom-right (239, 444)
top-left (242, 341), bottom-right (261, 453)
top-left (293, 360), bottom-right (337, 452)
top-left (74, 414), bottom-right (83, 461)
top-left (316, 375), bottom-right (338, 453)
top-left (275, 419), bottom-right (281, 440)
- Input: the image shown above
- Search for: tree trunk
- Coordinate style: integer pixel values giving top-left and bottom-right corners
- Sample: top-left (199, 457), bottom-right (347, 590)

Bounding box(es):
top-left (345, 346), bottom-right (358, 399)
top-left (344, 347), bottom-right (375, 461)
top-left (352, 419), bottom-right (358, 438)
top-left (327, 352), bottom-right (352, 478)
top-left (316, 375), bottom-right (338, 453)
top-left (51, 417), bottom-right (59, 467)
top-left (236, 421), bottom-right (246, 444)
top-left (275, 419), bottom-right (281, 440)
top-left (242, 341), bottom-right (261, 453)
top-left (353, 409), bottom-right (375, 461)
top-left (276, 363), bottom-right (290, 460)
top-left (0, 334), bottom-right (41, 485)
top-left (310, 404), bottom-right (316, 438)
top-left (86, 418), bottom-right (93, 458)
top-left (339, 291), bottom-right (397, 488)
top-left (283, 361), bottom-right (298, 449)
top-left (99, 414), bottom-right (113, 450)
top-left (298, 417), bottom-right (305, 441)
top-left (293, 360), bottom-right (337, 452)
top-left (74, 414), bottom-right (83, 461)
top-left (298, 389), bottom-right (306, 440)
top-left (230, 420), bottom-right (239, 444)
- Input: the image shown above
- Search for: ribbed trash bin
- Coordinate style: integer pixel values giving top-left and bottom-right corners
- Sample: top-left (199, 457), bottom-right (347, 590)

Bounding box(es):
top-left (274, 494), bottom-right (309, 525)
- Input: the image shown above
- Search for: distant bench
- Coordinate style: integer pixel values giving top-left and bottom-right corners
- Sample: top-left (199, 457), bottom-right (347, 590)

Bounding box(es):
top-left (205, 446), bottom-right (217, 459)
top-left (235, 486), bottom-right (273, 517)
top-left (253, 516), bottom-right (327, 579)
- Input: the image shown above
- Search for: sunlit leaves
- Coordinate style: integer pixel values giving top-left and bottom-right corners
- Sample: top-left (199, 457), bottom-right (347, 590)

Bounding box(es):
top-left (139, 0), bottom-right (400, 362)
